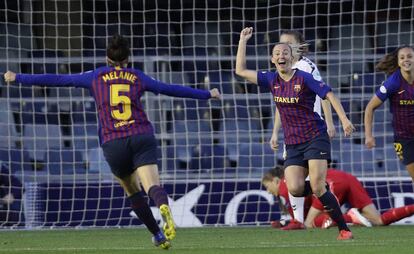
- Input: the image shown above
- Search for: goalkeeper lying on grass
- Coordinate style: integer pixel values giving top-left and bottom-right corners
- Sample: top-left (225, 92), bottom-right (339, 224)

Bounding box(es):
top-left (262, 165), bottom-right (414, 229)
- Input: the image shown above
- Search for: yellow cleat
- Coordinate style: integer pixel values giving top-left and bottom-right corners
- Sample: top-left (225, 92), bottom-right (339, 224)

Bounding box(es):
top-left (160, 204), bottom-right (176, 241)
top-left (152, 231), bottom-right (171, 250)
top-left (159, 241), bottom-right (171, 250)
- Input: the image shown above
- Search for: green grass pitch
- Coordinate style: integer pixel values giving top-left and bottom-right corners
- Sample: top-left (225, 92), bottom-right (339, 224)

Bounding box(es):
top-left (0, 226), bottom-right (413, 254)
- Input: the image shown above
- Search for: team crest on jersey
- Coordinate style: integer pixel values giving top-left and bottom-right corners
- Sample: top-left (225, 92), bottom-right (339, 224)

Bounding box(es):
top-left (294, 84), bottom-right (301, 92)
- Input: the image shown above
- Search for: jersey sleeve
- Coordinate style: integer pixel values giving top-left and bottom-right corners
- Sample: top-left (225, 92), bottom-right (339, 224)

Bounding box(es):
top-left (375, 73), bottom-right (400, 102)
top-left (310, 67), bottom-right (323, 82)
top-left (15, 71), bottom-right (94, 88)
top-left (257, 71), bottom-right (276, 89)
top-left (295, 58), bottom-right (323, 81)
top-left (302, 71), bottom-right (332, 99)
top-left (137, 71), bottom-right (211, 99)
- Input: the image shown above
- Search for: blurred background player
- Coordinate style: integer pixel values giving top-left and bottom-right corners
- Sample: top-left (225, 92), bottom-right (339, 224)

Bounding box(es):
top-left (269, 30), bottom-right (336, 225)
top-left (262, 165), bottom-right (414, 229)
top-left (364, 45), bottom-right (414, 181)
top-left (4, 34), bottom-right (221, 249)
top-left (236, 27), bottom-right (355, 240)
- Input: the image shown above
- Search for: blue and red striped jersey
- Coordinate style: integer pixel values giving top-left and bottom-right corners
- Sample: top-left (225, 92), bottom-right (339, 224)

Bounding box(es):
top-left (375, 69), bottom-right (414, 139)
top-left (257, 69), bottom-right (331, 144)
top-left (16, 66), bottom-right (211, 144)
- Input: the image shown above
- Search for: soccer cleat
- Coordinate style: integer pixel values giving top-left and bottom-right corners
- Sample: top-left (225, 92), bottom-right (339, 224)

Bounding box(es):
top-left (152, 231), bottom-right (171, 250)
top-left (281, 219), bottom-right (305, 230)
top-left (347, 208), bottom-right (372, 227)
top-left (160, 204), bottom-right (176, 241)
top-left (337, 230), bottom-right (353, 240)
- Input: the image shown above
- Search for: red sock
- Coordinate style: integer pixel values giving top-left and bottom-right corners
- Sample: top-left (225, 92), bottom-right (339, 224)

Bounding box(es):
top-left (381, 205), bottom-right (414, 225)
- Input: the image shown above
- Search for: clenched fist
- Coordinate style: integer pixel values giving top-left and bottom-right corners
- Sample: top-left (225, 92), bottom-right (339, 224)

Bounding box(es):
top-left (4, 71), bottom-right (16, 83)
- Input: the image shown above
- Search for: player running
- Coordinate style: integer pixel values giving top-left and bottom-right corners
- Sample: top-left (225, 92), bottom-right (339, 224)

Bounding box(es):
top-left (4, 34), bottom-right (221, 249)
top-left (365, 45), bottom-right (414, 181)
top-left (236, 27), bottom-right (355, 240)
top-left (269, 30), bottom-right (336, 226)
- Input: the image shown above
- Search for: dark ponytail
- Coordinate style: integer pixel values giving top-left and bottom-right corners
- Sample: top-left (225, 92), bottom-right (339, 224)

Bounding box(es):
top-left (107, 34), bottom-right (130, 65)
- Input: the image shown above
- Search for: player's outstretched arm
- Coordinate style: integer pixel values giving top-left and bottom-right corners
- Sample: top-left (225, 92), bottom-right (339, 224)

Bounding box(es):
top-left (364, 95), bottom-right (383, 149)
top-left (141, 72), bottom-right (221, 100)
top-left (325, 92), bottom-right (355, 137)
top-left (235, 27), bottom-right (258, 84)
top-left (4, 70), bottom-right (92, 88)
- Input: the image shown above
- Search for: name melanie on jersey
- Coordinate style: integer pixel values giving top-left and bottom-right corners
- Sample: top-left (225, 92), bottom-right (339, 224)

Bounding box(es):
top-left (102, 71), bottom-right (137, 83)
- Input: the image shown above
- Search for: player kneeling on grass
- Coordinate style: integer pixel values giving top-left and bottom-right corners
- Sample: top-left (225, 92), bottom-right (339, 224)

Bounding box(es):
top-left (4, 34), bottom-right (221, 249)
top-left (262, 165), bottom-right (414, 230)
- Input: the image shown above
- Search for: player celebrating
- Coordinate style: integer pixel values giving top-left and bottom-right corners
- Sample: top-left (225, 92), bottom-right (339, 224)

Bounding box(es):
top-left (262, 166), bottom-right (414, 229)
top-left (236, 27), bottom-right (355, 240)
top-left (364, 45), bottom-right (414, 181)
top-left (4, 34), bottom-right (221, 249)
top-left (270, 30), bottom-right (335, 227)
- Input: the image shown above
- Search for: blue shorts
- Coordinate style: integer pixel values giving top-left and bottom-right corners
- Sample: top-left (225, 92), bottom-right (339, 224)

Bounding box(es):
top-left (284, 133), bottom-right (331, 168)
top-left (394, 138), bottom-right (414, 165)
top-left (101, 134), bottom-right (158, 178)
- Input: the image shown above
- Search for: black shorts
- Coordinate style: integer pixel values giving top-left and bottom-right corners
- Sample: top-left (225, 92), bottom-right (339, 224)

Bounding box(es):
top-left (394, 138), bottom-right (414, 165)
top-left (101, 134), bottom-right (158, 178)
top-left (284, 133), bottom-right (331, 168)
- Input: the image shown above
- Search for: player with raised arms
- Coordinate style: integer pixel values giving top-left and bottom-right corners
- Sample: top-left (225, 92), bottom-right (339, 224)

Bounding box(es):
top-left (270, 30), bottom-right (336, 228)
top-left (365, 45), bottom-right (414, 181)
top-left (236, 27), bottom-right (355, 240)
top-left (4, 34), bottom-right (221, 249)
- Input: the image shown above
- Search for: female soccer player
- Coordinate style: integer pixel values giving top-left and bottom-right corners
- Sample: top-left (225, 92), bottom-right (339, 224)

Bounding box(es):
top-left (364, 45), bottom-right (414, 181)
top-left (262, 166), bottom-right (414, 229)
top-left (270, 30), bottom-right (336, 226)
top-left (4, 34), bottom-right (221, 249)
top-left (236, 27), bottom-right (355, 240)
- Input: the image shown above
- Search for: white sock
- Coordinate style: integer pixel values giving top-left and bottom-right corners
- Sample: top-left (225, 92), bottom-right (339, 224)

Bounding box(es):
top-left (288, 192), bottom-right (305, 223)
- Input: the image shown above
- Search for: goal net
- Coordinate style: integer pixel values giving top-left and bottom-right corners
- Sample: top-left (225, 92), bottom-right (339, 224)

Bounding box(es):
top-left (0, 0), bottom-right (413, 228)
